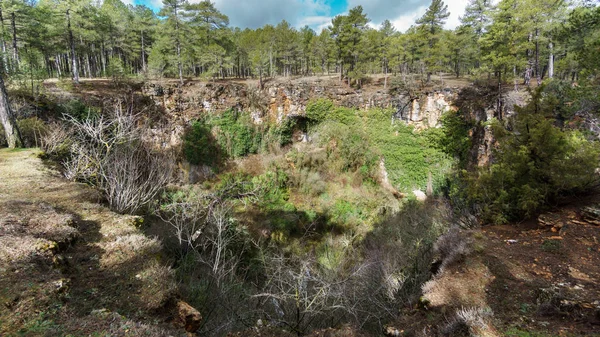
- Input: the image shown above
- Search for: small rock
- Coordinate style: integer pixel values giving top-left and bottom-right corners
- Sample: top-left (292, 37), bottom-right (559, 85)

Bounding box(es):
top-left (53, 278), bottom-right (70, 293)
top-left (383, 326), bottom-right (404, 336)
top-left (412, 190), bottom-right (427, 201)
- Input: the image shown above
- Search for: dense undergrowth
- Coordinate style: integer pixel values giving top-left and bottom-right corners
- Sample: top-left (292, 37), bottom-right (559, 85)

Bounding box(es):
top-left (155, 97), bottom-right (457, 334)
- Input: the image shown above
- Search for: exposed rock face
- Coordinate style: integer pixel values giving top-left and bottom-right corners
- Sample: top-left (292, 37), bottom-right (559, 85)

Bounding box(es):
top-left (393, 90), bottom-right (455, 128)
top-left (142, 80), bottom-right (456, 130)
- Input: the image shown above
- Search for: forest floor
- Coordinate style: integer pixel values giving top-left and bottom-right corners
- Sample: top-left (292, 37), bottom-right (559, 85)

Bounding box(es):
top-left (392, 195), bottom-right (600, 337)
top-left (482, 199), bottom-right (600, 335)
top-left (42, 73), bottom-right (473, 98)
top-left (0, 148), bottom-right (182, 336)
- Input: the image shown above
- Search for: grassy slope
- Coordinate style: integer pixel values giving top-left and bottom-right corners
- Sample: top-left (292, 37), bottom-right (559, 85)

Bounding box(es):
top-left (0, 149), bottom-right (180, 336)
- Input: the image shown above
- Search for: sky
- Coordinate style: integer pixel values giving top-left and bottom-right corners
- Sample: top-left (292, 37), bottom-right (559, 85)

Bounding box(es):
top-left (126, 0), bottom-right (469, 33)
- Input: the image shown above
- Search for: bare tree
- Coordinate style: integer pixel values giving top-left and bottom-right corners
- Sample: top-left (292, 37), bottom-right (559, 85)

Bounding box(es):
top-left (157, 181), bottom-right (260, 285)
top-left (62, 100), bottom-right (172, 213)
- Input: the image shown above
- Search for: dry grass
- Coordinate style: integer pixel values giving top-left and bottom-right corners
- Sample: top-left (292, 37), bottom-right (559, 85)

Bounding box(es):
top-left (0, 201), bottom-right (78, 243)
top-left (137, 261), bottom-right (178, 310)
top-left (443, 307), bottom-right (499, 337)
top-left (0, 200), bottom-right (78, 265)
top-left (100, 233), bottom-right (162, 268)
top-left (58, 308), bottom-right (180, 337)
top-left (0, 235), bottom-right (54, 264)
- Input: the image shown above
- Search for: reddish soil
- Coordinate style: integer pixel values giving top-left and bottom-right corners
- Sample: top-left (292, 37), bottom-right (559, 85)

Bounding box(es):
top-left (482, 201), bottom-right (600, 335)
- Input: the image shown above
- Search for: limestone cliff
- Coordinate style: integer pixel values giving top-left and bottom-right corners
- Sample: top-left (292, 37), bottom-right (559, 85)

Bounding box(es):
top-left (142, 79), bottom-right (456, 130)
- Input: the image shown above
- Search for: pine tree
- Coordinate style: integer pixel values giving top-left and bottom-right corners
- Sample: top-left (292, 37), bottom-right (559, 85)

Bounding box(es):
top-left (461, 0), bottom-right (492, 37)
top-left (330, 6), bottom-right (368, 83)
top-left (0, 72), bottom-right (21, 148)
top-left (160, 0), bottom-right (189, 84)
top-left (416, 0), bottom-right (450, 83)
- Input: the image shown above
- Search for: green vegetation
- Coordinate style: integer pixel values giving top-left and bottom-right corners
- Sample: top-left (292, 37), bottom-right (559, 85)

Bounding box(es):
top-left (541, 239), bottom-right (561, 253)
top-left (451, 86), bottom-right (600, 224)
top-left (183, 121), bottom-right (219, 165)
top-left (183, 109), bottom-right (299, 166)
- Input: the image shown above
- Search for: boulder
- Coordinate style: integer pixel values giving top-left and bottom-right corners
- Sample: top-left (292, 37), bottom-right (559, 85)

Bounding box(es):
top-left (174, 300), bottom-right (202, 333)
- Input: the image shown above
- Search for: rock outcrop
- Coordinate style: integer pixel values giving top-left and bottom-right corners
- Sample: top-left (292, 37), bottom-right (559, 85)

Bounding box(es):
top-left (142, 79), bottom-right (456, 130)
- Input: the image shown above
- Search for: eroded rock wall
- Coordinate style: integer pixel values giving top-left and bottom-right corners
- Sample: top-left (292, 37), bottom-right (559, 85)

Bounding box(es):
top-left (142, 80), bottom-right (457, 129)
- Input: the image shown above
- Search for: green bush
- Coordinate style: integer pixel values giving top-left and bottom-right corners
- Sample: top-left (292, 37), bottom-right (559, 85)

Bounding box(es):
top-left (264, 117), bottom-right (296, 148)
top-left (60, 99), bottom-right (99, 121)
top-left (305, 98), bottom-right (334, 124)
top-left (458, 88), bottom-right (600, 224)
top-left (252, 169), bottom-right (290, 208)
top-left (314, 121), bottom-right (378, 177)
top-left (182, 121), bottom-right (219, 166)
top-left (364, 111), bottom-right (453, 192)
top-left (435, 110), bottom-right (474, 166)
top-left (328, 106), bottom-right (359, 125)
top-left (211, 109), bottom-right (262, 158)
top-left (107, 56), bottom-right (128, 81)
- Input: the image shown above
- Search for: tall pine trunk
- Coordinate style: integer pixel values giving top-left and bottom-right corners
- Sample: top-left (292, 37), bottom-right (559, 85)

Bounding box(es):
top-left (10, 12), bottom-right (18, 68)
top-left (384, 62), bottom-right (388, 89)
top-left (0, 73), bottom-right (22, 148)
top-left (548, 40), bottom-right (554, 79)
top-left (535, 28), bottom-right (540, 85)
top-left (175, 4), bottom-right (183, 85)
top-left (67, 9), bottom-right (79, 84)
top-left (0, 9), bottom-right (8, 74)
top-left (141, 30), bottom-right (146, 72)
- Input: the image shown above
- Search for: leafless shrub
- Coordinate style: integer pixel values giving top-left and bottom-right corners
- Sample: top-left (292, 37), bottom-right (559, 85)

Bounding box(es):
top-left (41, 122), bottom-right (72, 156)
top-left (157, 181), bottom-right (261, 286)
top-left (254, 252), bottom-right (363, 335)
top-left (289, 168), bottom-right (326, 197)
top-left (101, 144), bottom-right (173, 214)
top-left (433, 226), bottom-right (472, 275)
top-left (61, 101), bottom-right (173, 214)
top-left (442, 307), bottom-right (494, 337)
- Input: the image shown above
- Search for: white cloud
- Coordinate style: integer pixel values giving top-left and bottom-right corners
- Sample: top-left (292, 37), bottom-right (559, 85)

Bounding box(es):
top-left (369, 0), bottom-right (469, 33)
top-left (298, 15), bottom-right (336, 31)
top-left (389, 5), bottom-right (427, 32)
top-left (158, 0), bottom-right (469, 32)
top-left (347, 0), bottom-right (430, 24)
top-left (207, 0), bottom-right (330, 29)
top-left (445, 0), bottom-right (469, 30)
top-left (149, 0), bottom-right (163, 10)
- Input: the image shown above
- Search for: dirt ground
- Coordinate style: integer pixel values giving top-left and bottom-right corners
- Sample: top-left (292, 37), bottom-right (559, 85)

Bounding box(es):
top-left (393, 195), bottom-right (600, 337)
top-left (482, 200), bottom-right (600, 335)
